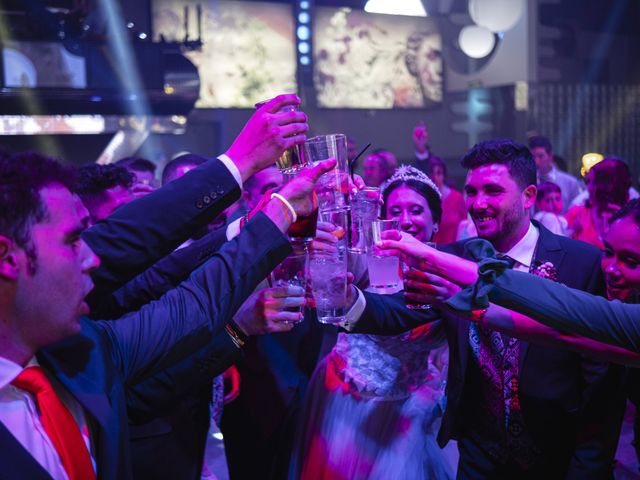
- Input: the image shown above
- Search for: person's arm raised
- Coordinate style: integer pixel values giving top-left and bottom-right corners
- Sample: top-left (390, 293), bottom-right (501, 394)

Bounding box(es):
top-left (378, 230), bottom-right (479, 286)
top-left (260, 158), bottom-right (336, 233)
top-left (225, 94), bottom-right (309, 182)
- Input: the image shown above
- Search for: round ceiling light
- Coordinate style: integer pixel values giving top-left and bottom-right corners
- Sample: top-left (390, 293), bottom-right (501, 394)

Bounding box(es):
top-left (468, 0), bottom-right (524, 33)
top-left (458, 25), bottom-right (496, 59)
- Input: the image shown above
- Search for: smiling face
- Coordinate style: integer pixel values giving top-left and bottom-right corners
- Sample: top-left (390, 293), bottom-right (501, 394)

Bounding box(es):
top-left (10, 184), bottom-right (100, 352)
top-left (464, 164), bottom-right (536, 252)
top-left (385, 185), bottom-right (435, 242)
top-left (601, 216), bottom-right (640, 301)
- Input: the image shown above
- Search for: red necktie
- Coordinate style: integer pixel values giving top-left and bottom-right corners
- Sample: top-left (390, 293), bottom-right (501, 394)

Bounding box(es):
top-left (11, 366), bottom-right (96, 480)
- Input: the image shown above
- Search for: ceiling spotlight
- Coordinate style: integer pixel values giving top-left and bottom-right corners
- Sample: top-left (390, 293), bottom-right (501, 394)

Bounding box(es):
top-left (364, 0), bottom-right (427, 17)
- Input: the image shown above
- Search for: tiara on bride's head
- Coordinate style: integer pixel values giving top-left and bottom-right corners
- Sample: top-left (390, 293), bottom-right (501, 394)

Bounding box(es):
top-left (381, 165), bottom-right (442, 198)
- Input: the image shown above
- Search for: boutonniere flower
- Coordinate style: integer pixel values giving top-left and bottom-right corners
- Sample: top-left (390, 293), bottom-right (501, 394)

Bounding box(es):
top-left (531, 261), bottom-right (558, 282)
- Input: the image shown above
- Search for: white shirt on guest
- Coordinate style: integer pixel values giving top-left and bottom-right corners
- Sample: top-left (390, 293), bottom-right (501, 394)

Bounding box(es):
top-left (0, 356), bottom-right (96, 480)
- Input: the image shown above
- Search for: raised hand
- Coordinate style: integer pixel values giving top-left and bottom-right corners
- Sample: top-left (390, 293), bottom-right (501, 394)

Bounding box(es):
top-left (310, 221), bottom-right (340, 254)
top-left (225, 94), bottom-right (309, 180)
top-left (232, 285), bottom-right (307, 336)
top-left (277, 158), bottom-right (337, 217)
top-left (376, 230), bottom-right (431, 269)
top-left (404, 269), bottom-right (461, 305)
top-left (377, 230), bottom-right (478, 287)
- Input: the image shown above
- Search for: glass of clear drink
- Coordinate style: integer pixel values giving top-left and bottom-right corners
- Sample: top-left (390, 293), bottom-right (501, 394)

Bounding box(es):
top-left (349, 187), bottom-right (380, 254)
top-left (367, 219), bottom-right (402, 294)
top-left (309, 249), bottom-right (348, 324)
top-left (318, 206), bottom-right (349, 249)
top-left (404, 241), bottom-right (436, 310)
top-left (268, 252), bottom-right (308, 323)
top-left (303, 134), bottom-right (349, 210)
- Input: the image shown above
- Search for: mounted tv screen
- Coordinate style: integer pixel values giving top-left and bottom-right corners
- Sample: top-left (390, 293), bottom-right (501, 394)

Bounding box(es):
top-left (313, 7), bottom-right (442, 109)
top-left (153, 0), bottom-right (297, 108)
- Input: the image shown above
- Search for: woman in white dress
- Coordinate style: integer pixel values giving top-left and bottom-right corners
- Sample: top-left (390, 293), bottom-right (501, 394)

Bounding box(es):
top-left (290, 166), bottom-right (457, 480)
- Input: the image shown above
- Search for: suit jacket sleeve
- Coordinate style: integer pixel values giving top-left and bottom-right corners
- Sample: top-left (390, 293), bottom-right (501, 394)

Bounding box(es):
top-left (91, 228), bottom-right (229, 320)
top-left (482, 269), bottom-right (640, 351)
top-left (83, 157), bottom-right (241, 305)
top-left (348, 243), bottom-right (462, 335)
top-left (125, 330), bottom-right (241, 421)
top-left (349, 291), bottom-right (440, 335)
top-left (96, 213), bottom-right (290, 414)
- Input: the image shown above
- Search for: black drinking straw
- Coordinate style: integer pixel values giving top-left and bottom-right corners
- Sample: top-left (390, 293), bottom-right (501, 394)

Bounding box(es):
top-left (349, 142), bottom-right (371, 179)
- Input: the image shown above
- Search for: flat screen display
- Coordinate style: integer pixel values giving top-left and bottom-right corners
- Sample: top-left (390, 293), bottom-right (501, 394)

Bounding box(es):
top-left (153, 0), bottom-right (298, 108)
top-left (313, 7), bottom-right (442, 109)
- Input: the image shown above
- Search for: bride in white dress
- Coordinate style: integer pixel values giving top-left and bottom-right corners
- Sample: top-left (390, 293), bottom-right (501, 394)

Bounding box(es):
top-left (290, 166), bottom-right (457, 480)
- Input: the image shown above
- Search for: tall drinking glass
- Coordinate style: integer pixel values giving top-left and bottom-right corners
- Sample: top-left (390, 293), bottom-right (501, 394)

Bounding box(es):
top-left (318, 206), bottom-right (349, 250)
top-left (268, 252), bottom-right (308, 323)
top-left (367, 219), bottom-right (402, 294)
top-left (303, 134), bottom-right (349, 210)
top-left (349, 187), bottom-right (380, 254)
top-left (309, 249), bottom-right (348, 324)
top-left (404, 241), bottom-right (437, 310)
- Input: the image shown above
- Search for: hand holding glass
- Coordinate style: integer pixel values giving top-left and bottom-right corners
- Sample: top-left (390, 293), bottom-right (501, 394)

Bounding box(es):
top-left (367, 219), bottom-right (402, 293)
top-left (268, 253), bottom-right (309, 324)
top-left (310, 249), bottom-right (348, 324)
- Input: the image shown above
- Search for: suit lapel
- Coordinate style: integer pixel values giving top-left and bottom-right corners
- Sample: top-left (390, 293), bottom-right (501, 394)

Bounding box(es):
top-left (519, 222), bottom-right (566, 370)
top-left (0, 422), bottom-right (54, 479)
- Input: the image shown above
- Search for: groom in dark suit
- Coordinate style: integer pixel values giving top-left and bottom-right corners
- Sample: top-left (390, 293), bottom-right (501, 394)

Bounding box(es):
top-left (349, 140), bottom-right (625, 479)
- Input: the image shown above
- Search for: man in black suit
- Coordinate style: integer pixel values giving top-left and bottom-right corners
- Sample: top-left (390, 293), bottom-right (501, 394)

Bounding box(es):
top-left (347, 139), bottom-right (625, 479)
top-left (0, 95), bottom-right (329, 479)
top-left (71, 160), bottom-right (249, 480)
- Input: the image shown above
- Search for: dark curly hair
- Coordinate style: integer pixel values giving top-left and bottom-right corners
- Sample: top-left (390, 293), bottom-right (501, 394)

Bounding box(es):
top-left (612, 198), bottom-right (640, 226)
top-left (0, 151), bottom-right (76, 272)
top-left (461, 139), bottom-right (536, 190)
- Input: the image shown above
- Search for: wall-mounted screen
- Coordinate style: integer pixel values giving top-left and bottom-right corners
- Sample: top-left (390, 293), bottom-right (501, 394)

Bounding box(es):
top-left (313, 7), bottom-right (442, 109)
top-left (153, 0), bottom-right (297, 108)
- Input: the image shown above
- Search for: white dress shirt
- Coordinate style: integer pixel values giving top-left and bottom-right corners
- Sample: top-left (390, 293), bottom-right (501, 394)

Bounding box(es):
top-left (217, 153), bottom-right (243, 190)
top-left (503, 222), bottom-right (540, 273)
top-left (0, 356), bottom-right (96, 480)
